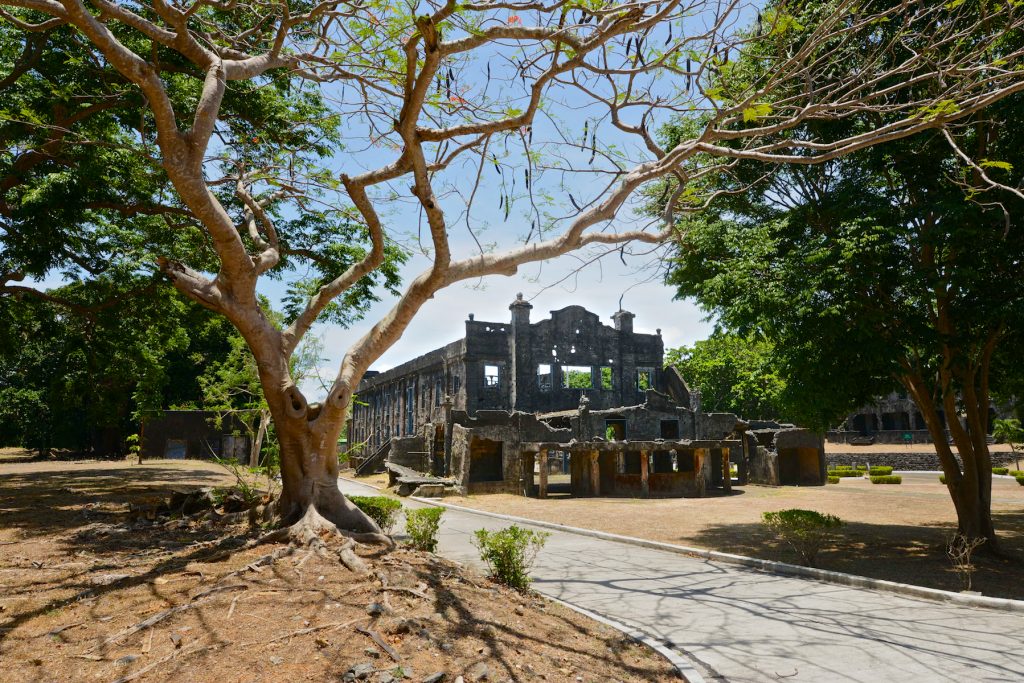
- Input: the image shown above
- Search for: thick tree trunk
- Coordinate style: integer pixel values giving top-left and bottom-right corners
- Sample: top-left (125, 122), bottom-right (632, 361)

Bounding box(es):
top-left (903, 374), bottom-right (998, 548)
top-left (273, 412), bottom-right (384, 538)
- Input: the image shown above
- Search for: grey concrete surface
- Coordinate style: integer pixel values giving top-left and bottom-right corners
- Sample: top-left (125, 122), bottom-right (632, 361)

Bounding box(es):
top-left (339, 478), bottom-right (1024, 682)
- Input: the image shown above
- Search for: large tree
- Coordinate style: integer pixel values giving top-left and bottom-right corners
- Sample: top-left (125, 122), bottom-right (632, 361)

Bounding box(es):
top-left (667, 94), bottom-right (1024, 544)
top-left (3, 0), bottom-right (1024, 548)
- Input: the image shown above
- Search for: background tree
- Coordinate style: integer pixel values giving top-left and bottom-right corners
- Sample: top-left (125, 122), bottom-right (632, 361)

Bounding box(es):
top-left (3, 0), bottom-right (1024, 548)
top-left (993, 419), bottom-right (1023, 471)
top-left (666, 331), bottom-right (787, 420)
top-left (665, 91), bottom-right (1024, 544)
top-left (0, 278), bottom-right (235, 455)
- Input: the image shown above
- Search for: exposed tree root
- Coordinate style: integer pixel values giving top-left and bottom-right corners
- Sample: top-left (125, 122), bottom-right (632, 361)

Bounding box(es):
top-left (253, 505), bottom-right (392, 573)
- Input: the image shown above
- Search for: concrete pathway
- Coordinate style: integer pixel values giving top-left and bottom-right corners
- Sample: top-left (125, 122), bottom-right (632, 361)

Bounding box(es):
top-left (339, 479), bottom-right (1024, 682)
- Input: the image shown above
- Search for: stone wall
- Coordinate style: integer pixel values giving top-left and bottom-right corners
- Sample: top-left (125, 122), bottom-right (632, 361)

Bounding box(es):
top-left (826, 451), bottom-right (962, 471)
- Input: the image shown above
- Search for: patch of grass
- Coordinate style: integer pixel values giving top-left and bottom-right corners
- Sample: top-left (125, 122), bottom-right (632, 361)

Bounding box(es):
top-left (870, 475), bottom-right (902, 484)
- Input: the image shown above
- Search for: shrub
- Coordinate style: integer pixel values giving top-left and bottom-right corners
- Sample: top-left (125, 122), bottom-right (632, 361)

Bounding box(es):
top-left (870, 475), bottom-right (902, 484)
top-left (1010, 470), bottom-right (1024, 478)
top-left (855, 465), bottom-right (868, 471)
top-left (1016, 475), bottom-right (1024, 487)
top-left (347, 495), bottom-right (402, 533)
top-left (827, 476), bottom-right (840, 484)
top-left (868, 466), bottom-right (893, 476)
top-left (761, 509), bottom-right (843, 567)
top-left (405, 507), bottom-right (445, 552)
top-left (940, 475), bottom-right (947, 484)
top-left (827, 469), bottom-right (862, 478)
top-left (473, 525), bottom-right (550, 591)
top-left (832, 465), bottom-right (854, 471)
top-left (992, 467), bottom-right (1009, 476)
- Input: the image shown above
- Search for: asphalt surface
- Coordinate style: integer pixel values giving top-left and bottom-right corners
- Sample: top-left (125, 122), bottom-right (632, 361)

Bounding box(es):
top-left (339, 478), bottom-right (1024, 683)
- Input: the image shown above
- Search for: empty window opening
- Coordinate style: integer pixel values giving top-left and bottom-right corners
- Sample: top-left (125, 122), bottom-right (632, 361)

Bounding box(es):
top-left (636, 368), bottom-right (654, 391)
top-left (660, 419), bottom-right (679, 439)
top-left (616, 451), bottom-right (642, 475)
top-left (484, 364), bottom-right (500, 387)
top-left (537, 364), bottom-right (552, 391)
top-left (562, 365), bottom-right (593, 389)
top-left (600, 366), bottom-right (613, 390)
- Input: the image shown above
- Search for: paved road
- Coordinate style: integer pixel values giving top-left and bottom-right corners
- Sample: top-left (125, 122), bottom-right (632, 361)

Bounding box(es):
top-left (339, 479), bottom-right (1024, 682)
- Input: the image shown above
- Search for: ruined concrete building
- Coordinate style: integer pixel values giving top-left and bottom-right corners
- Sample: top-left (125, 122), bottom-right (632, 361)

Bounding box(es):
top-left (832, 391), bottom-right (1004, 445)
top-left (350, 297), bottom-right (825, 497)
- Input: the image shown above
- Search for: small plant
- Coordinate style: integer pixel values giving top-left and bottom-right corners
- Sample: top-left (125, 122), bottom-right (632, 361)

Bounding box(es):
top-left (992, 467), bottom-right (1009, 476)
top-left (870, 475), bottom-right (902, 484)
top-left (347, 495), bottom-right (402, 534)
top-left (125, 433), bottom-right (142, 464)
top-left (827, 476), bottom-right (840, 484)
top-left (405, 507), bottom-right (445, 552)
top-left (947, 533), bottom-right (986, 592)
top-left (1016, 475), bottom-right (1024, 487)
top-left (473, 525), bottom-right (550, 591)
top-left (940, 474), bottom-right (947, 484)
top-left (868, 466), bottom-right (893, 476)
top-left (827, 469), bottom-right (862, 478)
top-left (761, 509), bottom-right (843, 567)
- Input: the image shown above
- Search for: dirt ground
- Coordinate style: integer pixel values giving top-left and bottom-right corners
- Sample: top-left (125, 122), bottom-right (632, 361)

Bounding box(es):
top-left (0, 453), bottom-right (677, 682)
top-left (440, 473), bottom-right (1024, 599)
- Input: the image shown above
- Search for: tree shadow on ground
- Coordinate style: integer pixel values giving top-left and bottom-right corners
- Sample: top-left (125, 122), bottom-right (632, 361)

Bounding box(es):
top-left (679, 512), bottom-right (1024, 599)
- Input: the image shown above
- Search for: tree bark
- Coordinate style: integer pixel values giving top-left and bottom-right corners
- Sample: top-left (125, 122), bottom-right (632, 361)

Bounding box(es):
top-left (249, 409), bottom-right (269, 468)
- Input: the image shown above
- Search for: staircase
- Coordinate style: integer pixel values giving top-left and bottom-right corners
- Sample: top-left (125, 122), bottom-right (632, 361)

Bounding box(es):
top-left (353, 440), bottom-right (390, 476)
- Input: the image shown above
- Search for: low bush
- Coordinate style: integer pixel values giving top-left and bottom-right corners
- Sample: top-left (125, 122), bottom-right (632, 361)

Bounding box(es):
top-left (761, 509), bottom-right (843, 567)
top-left (347, 495), bottom-right (402, 534)
top-left (405, 507), bottom-right (445, 552)
top-left (1010, 470), bottom-right (1024, 478)
top-left (868, 466), bottom-right (893, 476)
top-left (832, 465), bottom-right (854, 471)
top-left (992, 467), bottom-right (1009, 476)
top-left (1016, 475), bottom-right (1024, 487)
top-left (870, 475), bottom-right (902, 484)
top-left (473, 525), bottom-right (550, 591)
top-left (939, 475), bottom-right (947, 484)
top-left (855, 465), bottom-right (868, 471)
top-left (827, 476), bottom-right (840, 484)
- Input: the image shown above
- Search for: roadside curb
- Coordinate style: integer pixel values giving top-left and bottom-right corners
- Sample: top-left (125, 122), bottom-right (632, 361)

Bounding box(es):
top-left (543, 596), bottom-right (705, 683)
top-left (340, 476), bottom-right (1024, 613)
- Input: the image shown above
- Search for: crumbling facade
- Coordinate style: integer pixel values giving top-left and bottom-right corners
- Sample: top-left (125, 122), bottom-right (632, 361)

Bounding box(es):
top-left (832, 391), bottom-right (1004, 445)
top-left (352, 297), bottom-right (825, 497)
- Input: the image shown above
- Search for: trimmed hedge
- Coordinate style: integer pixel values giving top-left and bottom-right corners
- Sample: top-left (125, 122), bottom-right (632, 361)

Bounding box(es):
top-left (1016, 475), bottom-right (1024, 487)
top-left (868, 466), bottom-right (893, 476)
top-left (870, 475), bottom-right (902, 484)
top-left (827, 476), bottom-right (840, 484)
top-left (832, 465), bottom-right (855, 471)
top-left (827, 469), bottom-right (863, 478)
top-left (346, 495), bottom-right (402, 534)
top-left (1010, 470), bottom-right (1024, 478)
top-left (993, 467), bottom-right (1010, 476)
top-left (939, 475), bottom-right (947, 484)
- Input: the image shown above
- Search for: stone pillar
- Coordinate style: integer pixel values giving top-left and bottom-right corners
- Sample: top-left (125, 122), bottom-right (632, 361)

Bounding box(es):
top-left (508, 293), bottom-right (533, 411)
top-left (442, 395), bottom-right (454, 477)
top-left (695, 448), bottom-right (708, 497)
top-left (640, 449), bottom-right (649, 498)
top-left (539, 449), bottom-right (548, 499)
top-left (589, 450), bottom-right (600, 497)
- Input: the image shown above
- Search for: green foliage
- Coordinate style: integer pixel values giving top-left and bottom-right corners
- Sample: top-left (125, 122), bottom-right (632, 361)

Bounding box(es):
top-left (992, 467), bottom-right (1010, 476)
top-left (563, 367), bottom-right (593, 389)
top-left (405, 507), bottom-right (444, 552)
top-left (870, 475), bottom-right (902, 484)
top-left (666, 331), bottom-right (788, 420)
top-left (827, 476), bottom-right (840, 484)
top-left (994, 419), bottom-right (1024, 450)
top-left (1016, 476), bottom-right (1024, 487)
top-left (472, 525), bottom-right (550, 591)
top-left (1010, 471), bottom-right (1024, 478)
top-left (868, 466), bottom-right (893, 476)
top-left (940, 475), bottom-right (947, 484)
top-left (761, 509), bottom-right (843, 567)
top-left (347, 495), bottom-right (401, 534)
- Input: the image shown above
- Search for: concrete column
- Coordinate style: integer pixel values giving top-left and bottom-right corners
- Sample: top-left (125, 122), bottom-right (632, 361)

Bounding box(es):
top-left (722, 448), bottom-right (732, 493)
top-left (539, 449), bottom-right (548, 499)
top-left (589, 450), bottom-right (600, 497)
top-left (640, 449), bottom-right (650, 498)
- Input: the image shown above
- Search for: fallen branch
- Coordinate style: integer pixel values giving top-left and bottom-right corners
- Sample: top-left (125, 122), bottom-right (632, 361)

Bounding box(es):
top-left (238, 618), bottom-right (365, 648)
top-left (356, 625), bottom-right (401, 662)
top-left (88, 585), bottom-right (248, 652)
top-left (110, 640), bottom-right (228, 683)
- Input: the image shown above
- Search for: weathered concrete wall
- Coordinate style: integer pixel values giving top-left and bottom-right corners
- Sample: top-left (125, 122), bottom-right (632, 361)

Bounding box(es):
top-left (696, 412), bottom-right (746, 440)
top-left (389, 435), bottom-right (429, 472)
